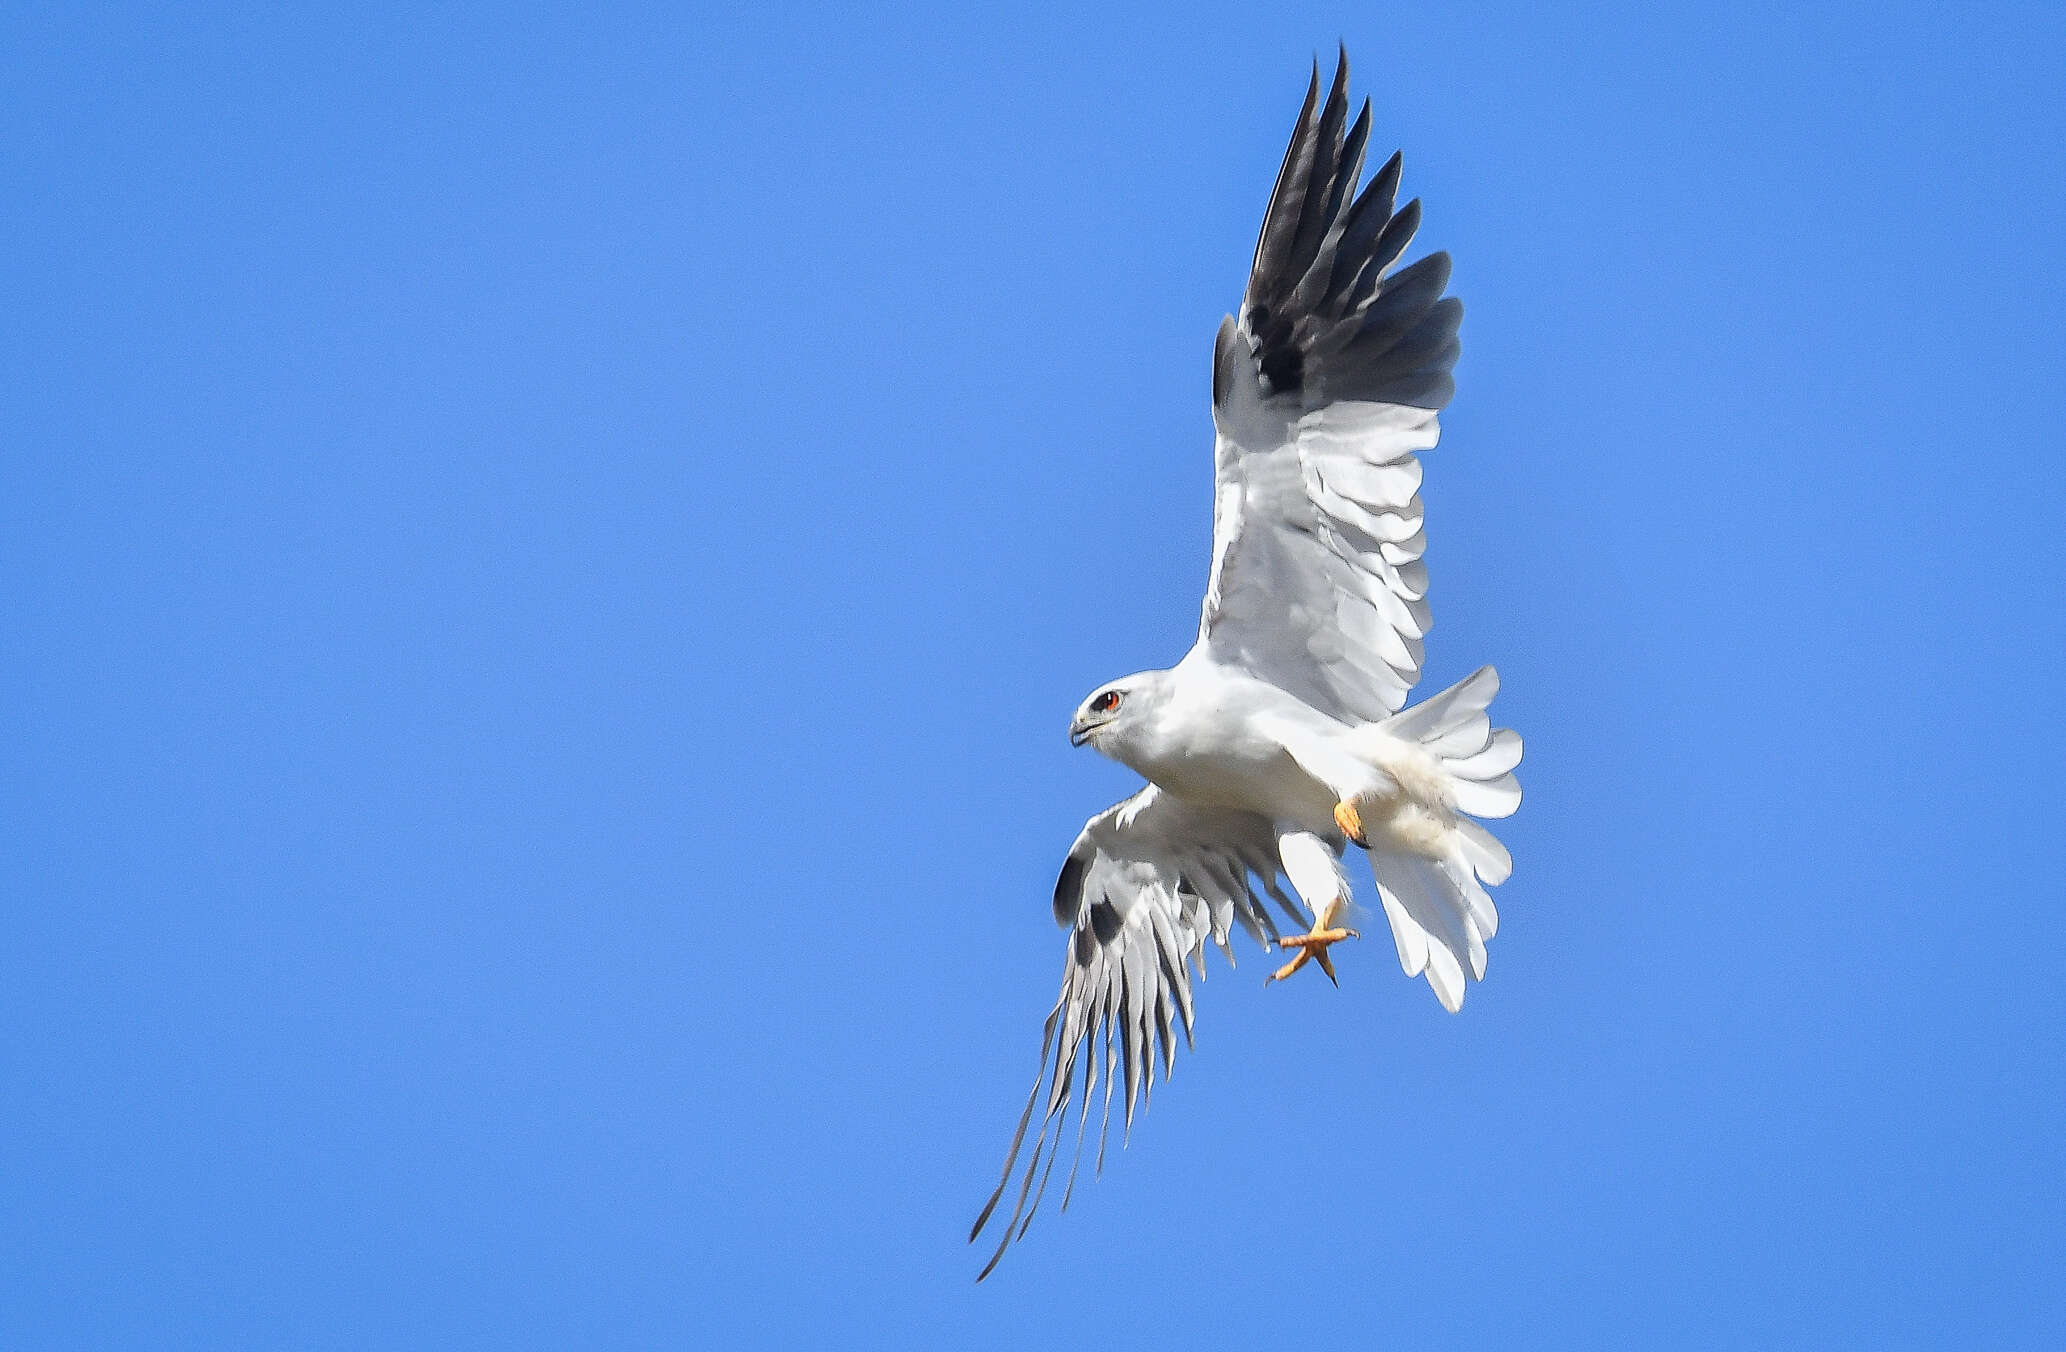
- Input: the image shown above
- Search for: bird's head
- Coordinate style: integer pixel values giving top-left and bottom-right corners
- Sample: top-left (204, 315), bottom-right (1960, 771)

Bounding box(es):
top-left (1068, 673), bottom-right (1163, 752)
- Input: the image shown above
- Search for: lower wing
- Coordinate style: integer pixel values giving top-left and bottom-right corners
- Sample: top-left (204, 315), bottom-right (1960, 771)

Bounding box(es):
top-left (971, 786), bottom-right (1298, 1278)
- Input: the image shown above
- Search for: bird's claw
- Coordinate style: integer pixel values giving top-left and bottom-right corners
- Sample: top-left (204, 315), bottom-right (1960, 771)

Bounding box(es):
top-left (1263, 905), bottom-right (1359, 987)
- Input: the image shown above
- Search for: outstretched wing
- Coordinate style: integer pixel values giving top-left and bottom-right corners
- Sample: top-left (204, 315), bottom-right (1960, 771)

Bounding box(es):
top-left (1198, 50), bottom-right (1463, 723)
top-left (970, 787), bottom-right (1296, 1279)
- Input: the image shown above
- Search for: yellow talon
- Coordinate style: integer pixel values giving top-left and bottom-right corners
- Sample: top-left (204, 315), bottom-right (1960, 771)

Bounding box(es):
top-left (1264, 899), bottom-right (1360, 987)
top-left (1333, 799), bottom-right (1368, 848)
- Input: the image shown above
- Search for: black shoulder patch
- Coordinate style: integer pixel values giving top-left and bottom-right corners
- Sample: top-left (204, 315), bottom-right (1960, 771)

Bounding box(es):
top-left (1051, 850), bottom-right (1088, 925)
top-left (1211, 315), bottom-right (1246, 410)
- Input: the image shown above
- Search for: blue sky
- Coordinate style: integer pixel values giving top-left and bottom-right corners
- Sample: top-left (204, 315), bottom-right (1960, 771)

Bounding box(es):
top-left (6, 3), bottom-right (2064, 1346)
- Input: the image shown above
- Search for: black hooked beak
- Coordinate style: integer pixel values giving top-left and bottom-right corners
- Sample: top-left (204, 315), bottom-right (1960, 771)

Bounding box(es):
top-left (1068, 716), bottom-right (1092, 748)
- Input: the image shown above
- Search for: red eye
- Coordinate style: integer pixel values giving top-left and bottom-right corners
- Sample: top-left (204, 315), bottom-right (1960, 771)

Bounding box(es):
top-left (1092, 691), bottom-right (1121, 713)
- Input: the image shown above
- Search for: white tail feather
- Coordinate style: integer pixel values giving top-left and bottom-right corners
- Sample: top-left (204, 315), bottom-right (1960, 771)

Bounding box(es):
top-left (1360, 666), bottom-right (1522, 1011)
top-left (1455, 817), bottom-right (1512, 887)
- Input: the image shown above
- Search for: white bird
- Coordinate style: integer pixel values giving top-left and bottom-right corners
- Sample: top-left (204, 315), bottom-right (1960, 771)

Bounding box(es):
top-left (971, 52), bottom-right (1522, 1278)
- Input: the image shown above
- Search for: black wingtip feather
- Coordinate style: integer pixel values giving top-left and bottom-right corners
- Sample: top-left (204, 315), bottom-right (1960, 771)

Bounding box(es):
top-left (1348, 250), bottom-right (1452, 353)
top-left (1231, 55), bottom-right (1459, 411)
top-left (1248, 62), bottom-right (1323, 292)
top-left (1348, 197), bottom-right (1422, 308)
top-left (1281, 50), bottom-right (1354, 285)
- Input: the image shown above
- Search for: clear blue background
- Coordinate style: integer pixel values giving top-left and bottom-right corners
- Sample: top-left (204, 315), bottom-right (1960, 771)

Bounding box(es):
top-left (7, 3), bottom-right (2063, 1346)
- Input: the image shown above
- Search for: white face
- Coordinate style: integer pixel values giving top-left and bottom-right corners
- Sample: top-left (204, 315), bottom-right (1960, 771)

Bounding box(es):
top-left (1068, 684), bottom-right (1128, 747)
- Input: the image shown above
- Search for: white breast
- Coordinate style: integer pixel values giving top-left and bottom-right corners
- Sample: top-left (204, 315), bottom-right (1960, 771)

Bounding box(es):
top-left (1121, 661), bottom-right (1343, 827)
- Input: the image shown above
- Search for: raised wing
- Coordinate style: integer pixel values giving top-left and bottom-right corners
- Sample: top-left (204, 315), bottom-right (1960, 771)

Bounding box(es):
top-left (1198, 50), bottom-right (1462, 723)
top-left (970, 787), bottom-right (1297, 1279)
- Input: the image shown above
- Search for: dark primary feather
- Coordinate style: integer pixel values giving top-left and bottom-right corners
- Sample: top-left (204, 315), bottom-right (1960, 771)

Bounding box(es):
top-left (1228, 49), bottom-right (1461, 410)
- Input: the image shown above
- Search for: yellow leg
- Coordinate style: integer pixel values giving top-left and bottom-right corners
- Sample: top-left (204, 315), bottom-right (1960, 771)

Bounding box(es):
top-left (1334, 799), bottom-right (1369, 848)
top-left (1264, 897), bottom-right (1360, 987)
